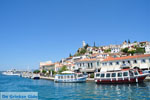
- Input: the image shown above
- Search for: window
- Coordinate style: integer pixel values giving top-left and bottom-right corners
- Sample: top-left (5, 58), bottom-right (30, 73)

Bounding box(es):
top-left (134, 60), bottom-right (137, 64)
top-left (129, 71), bottom-right (134, 76)
top-left (112, 73), bottom-right (116, 77)
top-left (105, 62), bottom-right (107, 66)
top-left (141, 59), bottom-right (146, 63)
top-left (116, 62), bottom-right (119, 65)
top-left (118, 73), bottom-right (122, 77)
top-left (91, 63), bottom-right (93, 67)
top-left (122, 61), bottom-right (125, 64)
top-left (96, 74), bottom-right (100, 77)
top-left (61, 76), bottom-right (63, 79)
top-left (102, 63), bottom-right (105, 66)
top-left (128, 60), bottom-right (130, 64)
top-left (149, 58), bottom-right (150, 63)
top-left (106, 73), bottom-right (110, 77)
top-left (83, 63), bottom-right (84, 66)
top-left (123, 72), bottom-right (128, 76)
top-left (80, 63), bottom-right (81, 67)
top-left (71, 76), bottom-right (73, 79)
top-left (97, 62), bottom-right (100, 66)
top-left (67, 76), bottom-right (70, 78)
top-left (109, 62), bottom-right (113, 65)
top-left (134, 71), bottom-right (139, 75)
top-left (88, 63), bottom-right (90, 68)
top-left (58, 76), bottom-right (60, 79)
top-left (100, 74), bottom-right (105, 77)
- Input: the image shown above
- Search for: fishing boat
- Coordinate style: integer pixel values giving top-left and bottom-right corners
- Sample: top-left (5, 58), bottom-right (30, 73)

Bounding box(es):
top-left (54, 71), bottom-right (87, 83)
top-left (94, 69), bottom-right (149, 84)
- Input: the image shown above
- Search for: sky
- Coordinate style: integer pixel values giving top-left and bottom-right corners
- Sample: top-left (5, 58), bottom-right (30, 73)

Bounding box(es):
top-left (0, 0), bottom-right (150, 71)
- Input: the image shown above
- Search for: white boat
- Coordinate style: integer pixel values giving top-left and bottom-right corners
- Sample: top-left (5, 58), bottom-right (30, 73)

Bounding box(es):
top-left (54, 71), bottom-right (87, 83)
top-left (94, 69), bottom-right (149, 84)
top-left (31, 74), bottom-right (40, 79)
top-left (2, 69), bottom-right (20, 76)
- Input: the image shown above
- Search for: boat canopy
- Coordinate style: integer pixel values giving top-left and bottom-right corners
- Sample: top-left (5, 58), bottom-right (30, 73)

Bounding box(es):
top-left (61, 71), bottom-right (75, 74)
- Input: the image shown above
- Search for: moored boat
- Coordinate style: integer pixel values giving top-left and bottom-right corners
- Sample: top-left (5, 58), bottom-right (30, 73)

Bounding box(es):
top-left (94, 69), bottom-right (149, 84)
top-left (31, 74), bottom-right (40, 79)
top-left (54, 71), bottom-right (87, 83)
top-left (2, 69), bottom-right (20, 76)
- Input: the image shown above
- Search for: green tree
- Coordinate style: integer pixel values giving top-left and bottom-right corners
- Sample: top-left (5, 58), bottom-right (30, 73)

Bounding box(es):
top-left (104, 49), bottom-right (111, 53)
top-left (80, 48), bottom-right (86, 54)
top-left (59, 65), bottom-right (68, 73)
top-left (136, 47), bottom-right (145, 53)
top-left (42, 70), bottom-right (46, 74)
top-left (121, 48), bottom-right (129, 53)
top-left (69, 53), bottom-right (72, 57)
top-left (33, 70), bottom-right (40, 74)
top-left (93, 42), bottom-right (96, 47)
top-left (128, 39), bottom-right (131, 44)
top-left (128, 50), bottom-right (136, 55)
top-left (84, 44), bottom-right (90, 49)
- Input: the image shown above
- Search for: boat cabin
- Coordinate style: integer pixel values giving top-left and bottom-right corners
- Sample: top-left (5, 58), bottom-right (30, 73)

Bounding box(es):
top-left (95, 70), bottom-right (139, 79)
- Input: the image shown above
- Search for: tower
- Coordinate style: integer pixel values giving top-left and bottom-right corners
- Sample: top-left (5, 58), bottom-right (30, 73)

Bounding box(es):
top-left (82, 41), bottom-right (86, 48)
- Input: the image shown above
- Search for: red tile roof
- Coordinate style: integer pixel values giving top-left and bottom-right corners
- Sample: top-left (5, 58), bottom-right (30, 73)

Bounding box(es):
top-left (103, 54), bottom-right (150, 62)
top-left (77, 58), bottom-right (97, 62)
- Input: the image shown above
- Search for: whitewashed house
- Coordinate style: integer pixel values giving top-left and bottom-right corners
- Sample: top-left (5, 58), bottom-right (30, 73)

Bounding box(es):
top-left (74, 58), bottom-right (100, 74)
top-left (99, 54), bottom-right (150, 72)
top-left (111, 48), bottom-right (121, 53)
top-left (145, 44), bottom-right (150, 54)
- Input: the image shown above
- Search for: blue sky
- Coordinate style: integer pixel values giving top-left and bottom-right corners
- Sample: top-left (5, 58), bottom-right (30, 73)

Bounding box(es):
top-left (0, 0), bottom-right (150, 70)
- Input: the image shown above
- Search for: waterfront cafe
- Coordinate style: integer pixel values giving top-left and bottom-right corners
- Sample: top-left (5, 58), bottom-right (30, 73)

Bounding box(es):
top-left (99, 54), bottom-right (150, 72)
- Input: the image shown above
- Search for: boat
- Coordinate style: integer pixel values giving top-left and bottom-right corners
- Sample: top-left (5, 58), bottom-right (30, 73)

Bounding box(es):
top-left (2, 69), bottom-right (20, 76)
top-left (31, 74), bottom-right (40, 79)
top-left (54, 71), bottom-right (87, 83)
top-left (94, 69), bottom-right (149, 84)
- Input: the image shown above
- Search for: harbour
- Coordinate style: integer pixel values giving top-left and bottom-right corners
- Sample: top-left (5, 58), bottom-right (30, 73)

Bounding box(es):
top-left (0, 73), bottom-right (150, 100)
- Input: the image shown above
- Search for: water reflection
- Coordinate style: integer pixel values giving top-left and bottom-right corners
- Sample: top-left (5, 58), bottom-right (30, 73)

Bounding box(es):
top-left (0, 74), bottom-right (150, 100)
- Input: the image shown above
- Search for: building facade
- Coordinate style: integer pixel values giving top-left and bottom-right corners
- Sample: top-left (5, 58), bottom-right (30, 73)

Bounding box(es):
top-left (75, 58), bottom-right (100, 74)
top-left (99, 54), bottom-right (150, 72)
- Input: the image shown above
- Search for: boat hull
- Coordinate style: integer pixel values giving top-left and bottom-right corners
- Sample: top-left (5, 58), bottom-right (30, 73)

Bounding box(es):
top-left (55, 77), bottom-right (86, 83)
top-left (95, 74), bottom-right (147, 84)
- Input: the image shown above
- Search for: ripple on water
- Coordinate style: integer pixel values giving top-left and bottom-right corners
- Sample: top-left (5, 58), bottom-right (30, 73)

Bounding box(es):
top-left (0, 74), bottom-right (150, 100)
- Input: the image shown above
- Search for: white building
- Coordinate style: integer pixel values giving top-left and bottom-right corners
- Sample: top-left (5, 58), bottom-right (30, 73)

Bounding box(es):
top-left (145, 45), bottom-right (150, 54)
top-left (99, 54), bottom-right (150, 72)
top-left (75, 58), bottom-right (100, 74)
top-left (111, 48), bottom-right (121, 53)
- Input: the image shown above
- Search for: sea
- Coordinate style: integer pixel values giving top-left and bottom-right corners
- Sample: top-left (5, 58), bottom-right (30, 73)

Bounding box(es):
top-left (0, 73), bottom-right (150, 100)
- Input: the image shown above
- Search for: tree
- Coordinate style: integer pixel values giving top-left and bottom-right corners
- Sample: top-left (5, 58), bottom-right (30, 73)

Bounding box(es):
top-left (128, 50), bottom-right (136, 55)
top-left (136, 47), bottom-right (145, 53)
top-left (69, 53), bottom-right (72, 57)
top-left (42, 70), bottom-right (46, 74)
top-left (58, 65), bottom-right (68, 73)
top-left (121, 48), bottom-right (129, 53)
top-left (80, 48), bottom-right (86, 54)
top-left (33, 70), bottom-right (40, 74)
top-left (84, 43), bottom-right (89, 49)
top-left (93, 42), bottom-right (96, 47)
top-left (128, 39), bottom-right (131, 44)
top-left (104, 49), bottom-right (111, 53)
top-left (49, 70), bottom-right (57, 75)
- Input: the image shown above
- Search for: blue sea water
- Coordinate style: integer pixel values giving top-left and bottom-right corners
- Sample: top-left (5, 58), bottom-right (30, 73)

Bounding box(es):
top-left (0, 73), bottom-right (150, 100)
